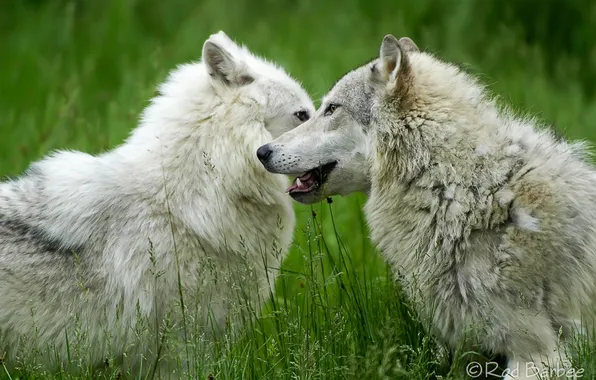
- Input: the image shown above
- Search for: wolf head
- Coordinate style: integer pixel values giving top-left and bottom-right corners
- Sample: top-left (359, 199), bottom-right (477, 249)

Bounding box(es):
top-left (257, 35), bottom-right (420, 204)
top-left (201, 31), bottom-right (314, 139)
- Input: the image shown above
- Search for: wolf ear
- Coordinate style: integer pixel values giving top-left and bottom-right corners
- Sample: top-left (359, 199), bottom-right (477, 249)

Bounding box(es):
top-left (379, 34), bottom-right (406, 84)
top-left (378, 34), bottom-right (417, 86)
top-left (202, 32), bottom-right (254, 87)
top-left (398, 37), bottom-right (419, 53)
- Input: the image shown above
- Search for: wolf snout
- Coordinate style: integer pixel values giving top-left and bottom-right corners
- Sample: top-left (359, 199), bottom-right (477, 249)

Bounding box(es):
top-left (257, 144), bottom-right (273, 163)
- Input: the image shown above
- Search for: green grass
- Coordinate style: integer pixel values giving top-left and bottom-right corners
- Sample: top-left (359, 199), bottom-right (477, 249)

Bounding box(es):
top-left (2, 0), bottom-right (596, 379)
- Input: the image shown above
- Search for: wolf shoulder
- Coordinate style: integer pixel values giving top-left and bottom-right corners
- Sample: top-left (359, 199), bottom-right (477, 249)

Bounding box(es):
top-left (0, 150), bottom-right (116, 254)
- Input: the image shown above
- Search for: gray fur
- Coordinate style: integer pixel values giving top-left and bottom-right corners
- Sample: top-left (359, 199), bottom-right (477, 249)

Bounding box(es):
top-left (261, 35), bottom-right (592, 379)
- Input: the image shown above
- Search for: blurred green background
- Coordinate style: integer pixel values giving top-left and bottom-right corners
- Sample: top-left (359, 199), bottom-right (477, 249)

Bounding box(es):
top-left (2, 0), bottom-right (596, 378)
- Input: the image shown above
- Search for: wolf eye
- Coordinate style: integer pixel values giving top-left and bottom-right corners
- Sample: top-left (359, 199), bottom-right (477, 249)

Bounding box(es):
top-left (324, 103), bottom-right (340, 116)
top-left (293, 110), bottom-right (310, 122)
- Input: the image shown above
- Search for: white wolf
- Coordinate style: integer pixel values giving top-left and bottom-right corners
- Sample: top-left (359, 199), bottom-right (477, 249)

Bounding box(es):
top-left (0, 31), bottom-right (314, 377)
top-left (259, 34), bottom-right (595, 379)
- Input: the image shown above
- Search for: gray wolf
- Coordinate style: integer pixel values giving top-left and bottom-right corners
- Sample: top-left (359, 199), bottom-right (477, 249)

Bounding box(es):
top-left (258, 34), bottom-right (594, 379)
top-left (0, 31), bottom-right (314, 377)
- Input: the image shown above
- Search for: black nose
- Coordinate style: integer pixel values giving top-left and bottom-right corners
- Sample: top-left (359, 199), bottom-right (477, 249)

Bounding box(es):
top-left (257, 144), bottom-right (273, 163)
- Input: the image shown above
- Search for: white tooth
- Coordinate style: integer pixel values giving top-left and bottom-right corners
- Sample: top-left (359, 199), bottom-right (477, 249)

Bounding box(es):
top-left (296, 178), bottom-right (303, 187)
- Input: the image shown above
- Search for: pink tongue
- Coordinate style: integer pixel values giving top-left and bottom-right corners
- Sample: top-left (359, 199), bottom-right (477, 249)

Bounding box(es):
top-left (286, 172), bottom-right (315, 193)
top-left (286, 182), bottom-right (299, 193)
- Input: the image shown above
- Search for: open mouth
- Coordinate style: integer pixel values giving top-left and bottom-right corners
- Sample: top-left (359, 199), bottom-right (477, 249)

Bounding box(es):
top-left (286, 161), bottom-right (337, 195)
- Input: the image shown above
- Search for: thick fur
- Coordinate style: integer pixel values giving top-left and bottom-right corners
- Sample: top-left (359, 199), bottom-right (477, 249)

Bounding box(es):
top-left (0, 31), bottom-right (314, 376)
top-left (260, 35), bottom-right (594, 379)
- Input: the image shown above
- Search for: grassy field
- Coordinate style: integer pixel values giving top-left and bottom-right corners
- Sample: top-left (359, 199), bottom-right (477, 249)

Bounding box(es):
top-left (2, 0), bottom-right (596, 379)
